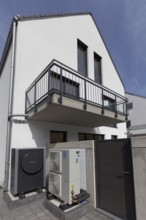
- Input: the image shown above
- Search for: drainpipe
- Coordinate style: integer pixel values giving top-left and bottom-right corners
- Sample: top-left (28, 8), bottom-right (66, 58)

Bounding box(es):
top-left (3, 17), bottom-right (18, 191)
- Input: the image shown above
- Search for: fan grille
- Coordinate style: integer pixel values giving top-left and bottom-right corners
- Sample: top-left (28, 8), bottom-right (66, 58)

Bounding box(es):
top-left (49, 172), bottom-right (61, 197)
top-left (50, 151), bottom-right (62, 173)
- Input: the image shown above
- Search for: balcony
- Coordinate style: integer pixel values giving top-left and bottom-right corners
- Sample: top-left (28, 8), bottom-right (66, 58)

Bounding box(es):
top-left (25, 60), bottom-right (128, 127)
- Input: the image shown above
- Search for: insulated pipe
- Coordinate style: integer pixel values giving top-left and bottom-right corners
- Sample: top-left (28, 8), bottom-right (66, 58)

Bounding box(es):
top-left (72, 193), bottom-right (90, 203)
top-left (4, 17), bottom-right (18, 191)
top-left (8, 114), bottom-right (29, 121)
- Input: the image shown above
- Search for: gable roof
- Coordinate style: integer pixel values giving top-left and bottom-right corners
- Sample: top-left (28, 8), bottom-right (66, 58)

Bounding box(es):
top-left (0, 12), bottom-right (125, 88)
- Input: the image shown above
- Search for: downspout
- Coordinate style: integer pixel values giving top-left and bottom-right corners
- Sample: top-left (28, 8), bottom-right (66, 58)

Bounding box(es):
top-left (3, 17), bottom-right (18, 191)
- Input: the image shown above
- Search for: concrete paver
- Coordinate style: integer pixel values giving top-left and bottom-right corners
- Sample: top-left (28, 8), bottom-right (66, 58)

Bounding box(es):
top-left (0, 190), bottom-right (114, 220)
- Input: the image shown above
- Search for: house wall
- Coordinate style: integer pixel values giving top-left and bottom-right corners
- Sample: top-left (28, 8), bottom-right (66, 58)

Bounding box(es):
top-left (131, 136), bottom-right (146, 220)
top-left (0, 44), bottom-right (12, 186)
top-left (0, 14), bottom-right (127, 186)
top-left (126, 93), bottom-right (146, 136)
top-left (11, 121), bottom-right (127, 149)
top-left (10, 14), bottom-right (126, 149)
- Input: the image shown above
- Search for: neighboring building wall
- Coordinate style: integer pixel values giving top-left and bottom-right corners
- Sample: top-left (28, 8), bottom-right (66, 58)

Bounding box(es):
top-left (98, 123), bottom-right (127, 139)
top-left (131, 136), bottom-right (146, 220)
top-left (126, 92), bottom-right (146, 136)
top-left (0, 45), bottom-right (12, 186)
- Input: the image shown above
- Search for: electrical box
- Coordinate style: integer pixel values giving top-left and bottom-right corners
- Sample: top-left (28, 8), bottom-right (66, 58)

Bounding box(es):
top-left (49, 149), bottom-right (80, 204)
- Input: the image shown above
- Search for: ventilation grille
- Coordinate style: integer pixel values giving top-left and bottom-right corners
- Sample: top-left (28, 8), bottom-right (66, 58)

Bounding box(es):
top-left (50, 151), bottom-right (62, 173)
top-left (49, 172), bottom-right (61, 197)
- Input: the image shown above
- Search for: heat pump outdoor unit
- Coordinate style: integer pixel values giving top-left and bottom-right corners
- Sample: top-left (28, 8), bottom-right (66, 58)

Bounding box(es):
top-left (11, 148), bottom-right (46, 196)
top-left (49, 149), bottom-right (80, 204)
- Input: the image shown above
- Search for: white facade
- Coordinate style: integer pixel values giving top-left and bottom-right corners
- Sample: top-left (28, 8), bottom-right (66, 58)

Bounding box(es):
top-left (126, 92), bottom-right (146, 136)
top-left (0, 13), bottom-right (127, 187)
top-left (0, 45), bottom-right (12, 187)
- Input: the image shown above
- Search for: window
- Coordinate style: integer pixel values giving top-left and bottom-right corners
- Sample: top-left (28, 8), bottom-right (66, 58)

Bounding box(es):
top-left (103, 95), bottom-right (116, 111)
top-left (77, 40), bottom-right (87, 76)
top-left (111, 135), bottom-right (118, 140)
top-left (49, 71), bottom-right (79, 98)
top-left (94, 53), bottom-right (102, 84)
top-left (78, 133), bottom-right (104, 141)
top-left (50, 131), bottom-right (67, 143)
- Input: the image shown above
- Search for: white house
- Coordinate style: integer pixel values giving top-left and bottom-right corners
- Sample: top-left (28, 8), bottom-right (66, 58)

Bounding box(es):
top-left (0, 13), bottom-right (127, 190)
top-left (126, 92), bottom-right (146, 136)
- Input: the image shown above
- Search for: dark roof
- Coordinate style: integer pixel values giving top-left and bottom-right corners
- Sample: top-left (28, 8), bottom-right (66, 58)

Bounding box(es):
top-left (16, 12), bottom-right (91, 21)
top-left (126, 91), bottom-right (146, 99)
top-left (0, 12), bottom-right (125, 88)
top-left (0, 22), bottom-right (13, 75)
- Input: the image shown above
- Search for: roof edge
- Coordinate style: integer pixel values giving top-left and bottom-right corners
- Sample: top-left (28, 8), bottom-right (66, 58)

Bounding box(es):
top-left (15, 12), bottom-right (92, 21)
top-left (17, 12), bottom-right (125, 89)
top-left (126, 91), bottom-right (146, 99)
top-left (0, 21), bottom-right (13, 75)
top-left (90, 15), bottom-right (125, 89)
top-left (0, 12), bottom-right (125, 89)
top-left (0, 16), bottom-right (19, 75)
top-left (0, 12), bottom-right (91, 76)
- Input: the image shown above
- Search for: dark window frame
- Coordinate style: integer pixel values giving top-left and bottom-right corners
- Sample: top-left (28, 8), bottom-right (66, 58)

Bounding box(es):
top-left (94, 52), bottom-right (102, 85)
top-left (77, 39), bottom-right (88, 77)
top-left (50, 130), bottom-right (67, 143)
top-left (103, 95), bottom-right (116, 111)
top-left (78, 133), bottom-right (104, 141)
top-left (49, 71), bottom-right (80, 98)
top-left (111, 135), bottom-right (118, 140)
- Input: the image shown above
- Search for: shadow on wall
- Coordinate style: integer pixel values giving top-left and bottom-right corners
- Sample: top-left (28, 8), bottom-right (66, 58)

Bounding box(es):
top-left (28, 121), bottom-right (50, 148)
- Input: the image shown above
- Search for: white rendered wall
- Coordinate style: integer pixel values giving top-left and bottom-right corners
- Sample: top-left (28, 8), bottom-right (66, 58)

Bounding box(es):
top-left (98, 123), bottom-right (127, 139)
top-left (0, 45), bottom-right (12, 186)
top-left (126, 93), bottom-right (146, 135)
top-left (11, 15), bottom-right (126, 147)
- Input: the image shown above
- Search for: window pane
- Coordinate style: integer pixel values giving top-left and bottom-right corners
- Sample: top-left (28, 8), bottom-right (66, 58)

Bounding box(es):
top-left (78, 133), bottom-right (104, 141)
top-left (111, 135), bottom-right (118, 140)
top-left (78, 133), bottom-right (86, 141)
top-left (86, 134), bottom-right (94, 140)
top-left (78, 40), bottom-right (87, 76)
top-left (95, 134), bottom-right (105, 141)
top-left (94, 53), bottom-right (102, 84)
top-left (50, 131), bottom-right (67, 143)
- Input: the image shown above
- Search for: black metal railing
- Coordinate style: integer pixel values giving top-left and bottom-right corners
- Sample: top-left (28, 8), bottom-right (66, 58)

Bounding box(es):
top-left (25, 59), bottom-right (128, 117)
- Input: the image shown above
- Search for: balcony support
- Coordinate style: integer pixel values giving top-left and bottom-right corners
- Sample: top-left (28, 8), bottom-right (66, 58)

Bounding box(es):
top-left (59, 67), bottom-right (63, 104)
top-left (48, 70), bottom-right (52, 104)
top-left (34, 82), bottom-right (37, 113)
top-left (83, 80), bottom-right (87, 110)
top-left (115, 95), bottom-right (117, 118)
top-left (101, 88), bottom-right (104, 115)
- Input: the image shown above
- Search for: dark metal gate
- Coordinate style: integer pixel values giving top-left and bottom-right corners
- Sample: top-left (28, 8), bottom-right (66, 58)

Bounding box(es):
top-left (95, 139), bottom-right (136, 220)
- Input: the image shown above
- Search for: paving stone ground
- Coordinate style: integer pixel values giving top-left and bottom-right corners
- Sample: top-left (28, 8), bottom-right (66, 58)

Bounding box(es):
top-left (0, 189), bottom-right (116, 220)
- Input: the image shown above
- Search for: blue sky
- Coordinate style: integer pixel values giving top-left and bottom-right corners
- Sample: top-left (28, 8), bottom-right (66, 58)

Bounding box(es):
top-left (0, 0), bottom-right (145, 96)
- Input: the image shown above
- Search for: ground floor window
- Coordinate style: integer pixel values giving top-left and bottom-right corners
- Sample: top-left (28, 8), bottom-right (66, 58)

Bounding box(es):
top-left (50, 130), bottom-right (67, 143)
top-left (111, 135), bottom-right (118, 140)
top-left (78, 133), bottom-right (104, 141)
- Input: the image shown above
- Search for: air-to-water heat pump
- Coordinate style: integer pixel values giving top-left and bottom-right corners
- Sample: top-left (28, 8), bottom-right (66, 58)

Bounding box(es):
top-left (11, 148), bottom-right (46, 196)
top-left (49, 149), bottom-right (80, 204)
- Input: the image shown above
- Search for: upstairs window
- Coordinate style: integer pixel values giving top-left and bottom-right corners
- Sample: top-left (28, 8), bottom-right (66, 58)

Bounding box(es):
top-left (94, 52), bottom-right (102, 84)
top-left (77, 40), bottom-right (87, 77)
top-left (103, 95), bottom-right (116, 111)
